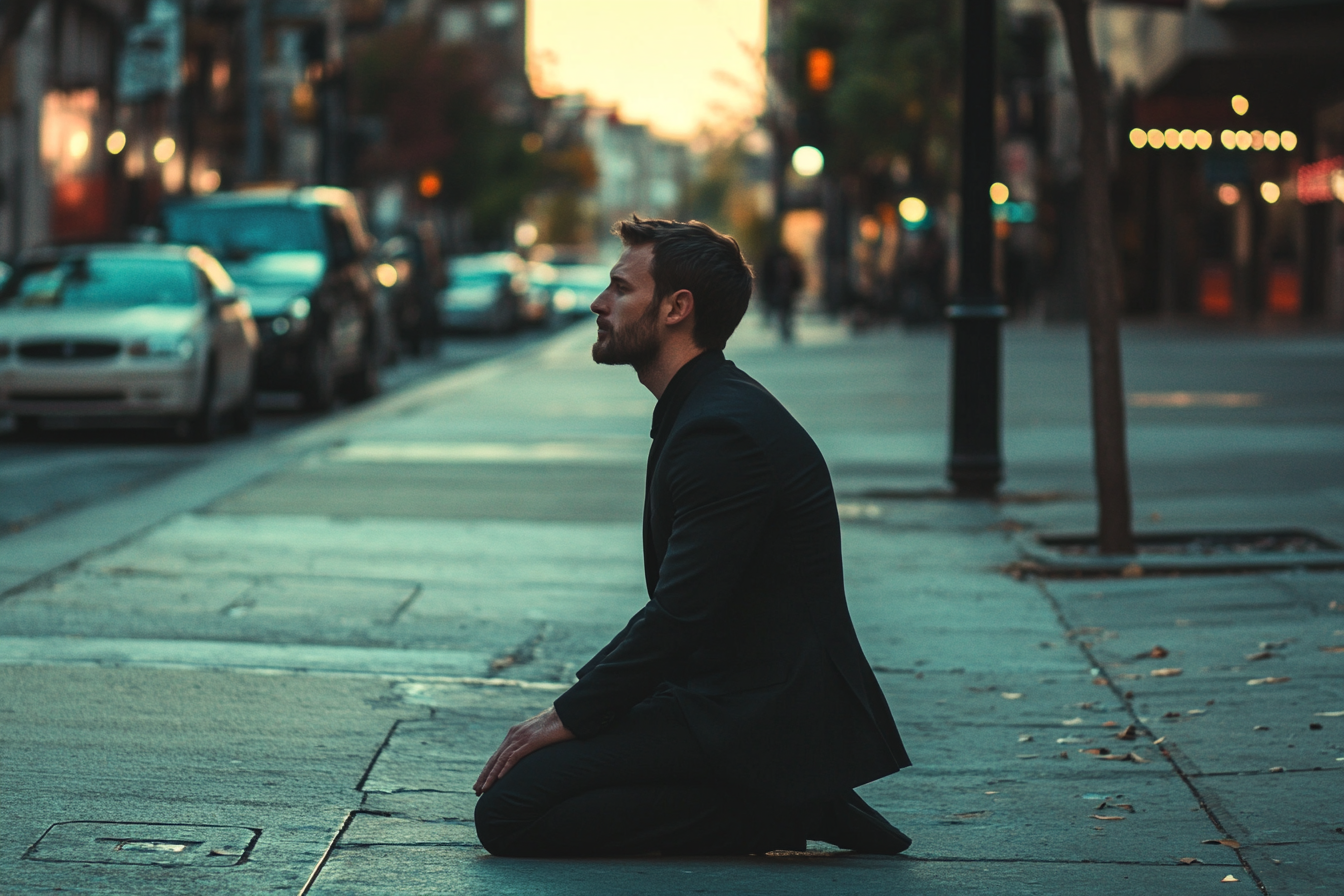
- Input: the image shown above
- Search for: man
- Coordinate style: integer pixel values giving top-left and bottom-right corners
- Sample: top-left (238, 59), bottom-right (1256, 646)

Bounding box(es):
top-left (474, 217), bottom-right (911, 857)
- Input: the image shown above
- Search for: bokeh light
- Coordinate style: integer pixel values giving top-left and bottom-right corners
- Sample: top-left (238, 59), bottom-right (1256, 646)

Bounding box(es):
top-left (989, 182), bottom-right (1009, 204)
top-left (1217, 184), bottom-right (1240, 206)
top-left (791, 145), bottom-right (824, 177)
top-left (106, 130), bottom-right (126, 154)
top-left (897, 196), bottom-right (928, 224)
top-left (1260, 181), bottom-right (1280, 204)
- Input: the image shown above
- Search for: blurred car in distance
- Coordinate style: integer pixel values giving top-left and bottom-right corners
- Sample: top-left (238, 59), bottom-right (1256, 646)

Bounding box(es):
top-left (162, 187), bottom-right (380, 410)
top-left (377, 221), bottom-right (445, 355)
top-left (530, 262), bottom-right (608, 319)
top-left (439, 252), bottom-right (525, 334)
top-left (0, 244), bottom-right (257, 440)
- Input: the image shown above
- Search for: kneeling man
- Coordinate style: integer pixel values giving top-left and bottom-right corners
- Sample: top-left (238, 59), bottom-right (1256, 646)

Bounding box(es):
top-left (474, 217), bottom-right (912, 856)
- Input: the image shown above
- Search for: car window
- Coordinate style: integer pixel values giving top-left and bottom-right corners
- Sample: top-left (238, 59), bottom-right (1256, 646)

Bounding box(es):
top-left (325, 210), bottom-right (356, 265)
top-left (162, 205), bottom-right (326, 258)
top-left (0, 256), bottom-right (198, 309)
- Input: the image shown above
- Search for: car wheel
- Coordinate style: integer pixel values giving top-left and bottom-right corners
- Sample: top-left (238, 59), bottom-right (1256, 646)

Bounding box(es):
top-left (12, 415), bottom-right (42, 438)
top-left (338, 324), bottom-right (380, 403)
top-left (231, 384), bottom-right (256, 434)
top-left (182, 359), bottom-right (220, 442)
top-left (302, 335), bottom-right (336, 412)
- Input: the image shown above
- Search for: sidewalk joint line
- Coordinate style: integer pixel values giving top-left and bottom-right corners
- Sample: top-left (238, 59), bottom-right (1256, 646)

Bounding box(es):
top-left (386, 584), bottom-right (424, 626)
top-left (1033, 579), bottom-right (1272, 896)
top-left (296, 811), bottom-right (355, 896)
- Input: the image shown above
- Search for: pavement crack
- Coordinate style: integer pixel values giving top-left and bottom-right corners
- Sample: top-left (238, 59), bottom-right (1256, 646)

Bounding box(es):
top-left (486, 622), bottom-right (549, 676)
top-left (386, 584), bottom-right (423, 626)
top-left (355, 719), bottom-right (402, 793)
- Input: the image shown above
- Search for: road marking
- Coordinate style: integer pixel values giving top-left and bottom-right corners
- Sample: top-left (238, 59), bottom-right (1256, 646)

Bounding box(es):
top-left (323, 441), bottom-right (646, 465)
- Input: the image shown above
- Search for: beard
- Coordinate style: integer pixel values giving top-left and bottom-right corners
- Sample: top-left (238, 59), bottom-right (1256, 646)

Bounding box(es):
top-left (592, 300), bottom-right (662, 368)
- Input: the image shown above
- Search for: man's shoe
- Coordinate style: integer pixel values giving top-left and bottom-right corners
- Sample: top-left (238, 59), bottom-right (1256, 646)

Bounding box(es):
top-left (813, 792), bottom-right (912, 855)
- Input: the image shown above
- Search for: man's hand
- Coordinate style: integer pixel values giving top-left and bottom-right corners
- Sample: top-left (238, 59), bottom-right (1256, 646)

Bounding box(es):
top-left (474, 706), bottom-right (575, 795)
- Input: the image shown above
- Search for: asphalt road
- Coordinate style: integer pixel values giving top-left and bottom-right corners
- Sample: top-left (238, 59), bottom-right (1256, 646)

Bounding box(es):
top-left (0, 327), bottom-right (565, 537)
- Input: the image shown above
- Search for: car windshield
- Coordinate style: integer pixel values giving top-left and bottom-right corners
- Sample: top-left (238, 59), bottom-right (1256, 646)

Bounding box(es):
top-left (0, 256), bottom-right (197, 309)
top-left (163, 204), bottom-right (325, 258)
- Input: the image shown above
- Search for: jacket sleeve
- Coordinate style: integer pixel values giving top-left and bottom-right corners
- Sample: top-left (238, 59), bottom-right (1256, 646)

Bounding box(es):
top-left (553, 417), bottom-right (776, 738)
top-left (574, 608), bottom-right (644, 679)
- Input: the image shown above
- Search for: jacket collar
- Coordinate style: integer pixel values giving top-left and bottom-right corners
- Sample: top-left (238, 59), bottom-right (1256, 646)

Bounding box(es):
top-left (649, 349), bottom-right (725, 440)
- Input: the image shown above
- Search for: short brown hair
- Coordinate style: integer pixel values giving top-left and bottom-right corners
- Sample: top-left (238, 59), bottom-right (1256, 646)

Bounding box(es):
top-left (613, 216), bottom-right (754, 352)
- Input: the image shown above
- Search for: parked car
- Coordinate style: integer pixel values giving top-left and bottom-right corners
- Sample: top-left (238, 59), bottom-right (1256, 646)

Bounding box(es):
top-left (162, 187), bottom-right (380, 410)
top-left (530, 263), bottom-right (609, 319)
top-left (0, 244), bottom-right (257, 440)
top-left (377, 221), bottom-right (445, 355)
top-left (438, 252), bottom-right (526, 333)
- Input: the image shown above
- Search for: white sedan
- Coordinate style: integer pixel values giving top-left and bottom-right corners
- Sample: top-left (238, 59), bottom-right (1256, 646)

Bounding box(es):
top-left (0, 244), bottom-right (258, 440)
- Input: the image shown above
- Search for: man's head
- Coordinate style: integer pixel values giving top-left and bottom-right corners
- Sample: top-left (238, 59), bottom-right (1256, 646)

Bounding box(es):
top-left (590, 217), bottom-right (753, 370)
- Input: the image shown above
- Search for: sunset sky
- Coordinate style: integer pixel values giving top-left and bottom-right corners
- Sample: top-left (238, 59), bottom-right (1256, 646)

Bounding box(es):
top-left (526, 0), bottom-right (768, 140)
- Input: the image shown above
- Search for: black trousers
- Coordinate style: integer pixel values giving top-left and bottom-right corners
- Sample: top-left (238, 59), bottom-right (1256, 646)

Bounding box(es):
top-left (474, 694), bottom-right (803, 856)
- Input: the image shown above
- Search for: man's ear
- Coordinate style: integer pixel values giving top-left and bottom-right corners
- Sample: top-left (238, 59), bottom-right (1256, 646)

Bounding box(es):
top-left (663, 288), bottom-right (695, 327)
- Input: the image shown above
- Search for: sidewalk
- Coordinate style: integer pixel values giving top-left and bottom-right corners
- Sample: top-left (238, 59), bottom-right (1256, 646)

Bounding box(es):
top-left (2, 316), bottom-right (1342, 895)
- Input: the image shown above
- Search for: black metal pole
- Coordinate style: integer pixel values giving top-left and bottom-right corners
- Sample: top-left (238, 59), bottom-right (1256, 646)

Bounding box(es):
top-left (947, 0), bottom-right (1005, 497)
top-left (244, 0), bottom-right (263, 182)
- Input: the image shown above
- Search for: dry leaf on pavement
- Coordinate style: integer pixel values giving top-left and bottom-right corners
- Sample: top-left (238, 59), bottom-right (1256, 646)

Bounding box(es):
top-left (1082, 747), bottom-right (1112, 755)
top-left (1222, 874), bottom-right (1239, 882)
top-left (1115, 724), bottom-right (1138, 740)
top-left (1202, 838), bottom-right (1242, 848)
top-left (1178, 857), bottom-right (1203, 864)
top-left (1314, 710), bottom-right (1344, 717)
top-left (1001, 692), bottom-right (1023, 700)
top-left (1319, 645), bottom-right (1344, 653)
top-left (1090, 815), bottom-right (1125, 821)
top-left (1151, 667), bottom-right (1183, 677)
top-left (1135, 645), bottom-right (1169, 659)
top-left (1245, 651), bottom-right (1276, 661)
top-left (1246, 677), bottom-right (1291, 685)
top-left (1099, 751), bottom-right (1150, 763)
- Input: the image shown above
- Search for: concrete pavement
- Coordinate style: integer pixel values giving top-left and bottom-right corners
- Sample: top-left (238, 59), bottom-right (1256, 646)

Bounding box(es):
top-left (2, 315), bottom-right (1342, 895)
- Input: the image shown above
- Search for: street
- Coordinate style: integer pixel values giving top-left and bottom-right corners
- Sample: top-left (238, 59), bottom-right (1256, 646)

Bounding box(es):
top-left (1, 315), bottom-right (1342, 895)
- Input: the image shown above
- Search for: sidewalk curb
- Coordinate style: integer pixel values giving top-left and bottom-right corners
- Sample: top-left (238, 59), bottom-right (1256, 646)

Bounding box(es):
top-left (0, 329), bottom-right (579, 601)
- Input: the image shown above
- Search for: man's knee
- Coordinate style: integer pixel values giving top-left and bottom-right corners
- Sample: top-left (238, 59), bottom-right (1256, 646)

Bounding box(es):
top-left (473, 786), bottom-right (519, 856)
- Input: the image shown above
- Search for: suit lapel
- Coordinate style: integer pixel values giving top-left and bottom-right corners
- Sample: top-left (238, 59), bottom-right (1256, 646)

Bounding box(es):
top-left (642, 351), bottom-right (726, 595)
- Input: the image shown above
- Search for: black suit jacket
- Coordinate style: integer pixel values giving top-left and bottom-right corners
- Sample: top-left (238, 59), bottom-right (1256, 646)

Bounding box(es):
top-left (553, 350), bottom-right (911, 803)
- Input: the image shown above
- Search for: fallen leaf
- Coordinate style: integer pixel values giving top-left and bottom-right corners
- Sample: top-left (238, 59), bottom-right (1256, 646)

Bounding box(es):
top-left (1081, 747), bottom-right (1112, 755)
top-left (1151, 667), bottom-right (1183, 677)
top-left (1121, 562), bottom-right (1144, 578)
top-left (1268, 766), bottom-right (1285, 773)
top-left (1001, 692), bottom-right (1023, 700)
top-left (1056, 736), bottom-right (1090, 744)
top-left (1135, 645), bottom-right (1170, 660)
top-left (1260, 639), bottom-right (1292, 649)
top-left (1164, 711), bottom-right (1183, 718)
top-left (1152, 736), bottom-right (1166, 744)
top-left (1246, 677), bottom-right (1291, 685)
top-left (1177, 857), bottom-right (1203, 865)
top-left (1092, 676), bottom-right (1110, 686)
top-left (1017, 754), bottom-right (1039, 759)
top-left (1061, 717), bottom-right (1085, 726)
top-left (1310, 722), bottom-right (1322, 730)
top-left (1245, 651), bottom-right (1276, 661)
top-left (1319, 645), bottom-right (1344, 653)
top-left (951, 811), bottom-right (989, 818)
top-left (1090, 815), bottom-right (1125, 821)
top-left (1202, 838), bottom-right (1242, 848)
top-left (1222, 874), bottom-right (1239, 882)
top-left (1115, 724), bottom-right (1138, 740)
top-left (1058, 751), bottom-right (1069, 759)
top-left (1314, 710), bottom-right (1344, 717)
top-left (490, 656), bottom-right (516, 670)
top-left (1099, 751), bottom-right (1151, 763)
top-left (1254, 725), bottom-right (1269, 731)
top-left (1187, 709), bottom-right (1206, 715)
top-left (1018, 734), bottom-right (1034, 742)
top-left (1101, 720), bottom-right (1120, 728)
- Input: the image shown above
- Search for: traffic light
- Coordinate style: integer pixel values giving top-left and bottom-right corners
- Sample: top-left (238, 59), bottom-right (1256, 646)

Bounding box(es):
top-left (806, 48), bottom-right (834, 93)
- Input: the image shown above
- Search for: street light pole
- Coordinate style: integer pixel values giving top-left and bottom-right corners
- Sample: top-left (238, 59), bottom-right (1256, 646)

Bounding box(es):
top-left (947, 0), bottom-right (1005, 498)
top-left (244, 0), bottom-right (263, 182)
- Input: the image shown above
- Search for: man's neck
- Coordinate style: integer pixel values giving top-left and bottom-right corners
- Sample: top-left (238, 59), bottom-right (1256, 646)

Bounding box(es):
top-left (636, 340), bottom-right (707, 400)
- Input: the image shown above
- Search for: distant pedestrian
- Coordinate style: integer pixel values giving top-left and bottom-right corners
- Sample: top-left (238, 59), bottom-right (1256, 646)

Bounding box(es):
top-left (758, 241), bottom-right (803, 342)
top-left (473, 216), bottom-right (912, 857)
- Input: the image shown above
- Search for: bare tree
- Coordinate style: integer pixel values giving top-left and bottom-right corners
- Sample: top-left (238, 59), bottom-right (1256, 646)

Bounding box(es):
top-left (1053, 0), bottom-right (1135, 554)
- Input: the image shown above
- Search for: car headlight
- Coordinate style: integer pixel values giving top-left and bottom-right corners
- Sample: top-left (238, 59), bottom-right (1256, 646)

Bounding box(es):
top-left (128, 334), bottom-right (196, 360)
top-left (271, 296), bottom-right (311, 337)
top-left (288, 296), bottom-right (311, 319)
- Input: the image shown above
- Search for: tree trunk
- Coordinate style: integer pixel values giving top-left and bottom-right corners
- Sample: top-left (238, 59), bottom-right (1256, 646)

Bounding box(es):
top-left (1054, 0), bottom-right (1135, 554)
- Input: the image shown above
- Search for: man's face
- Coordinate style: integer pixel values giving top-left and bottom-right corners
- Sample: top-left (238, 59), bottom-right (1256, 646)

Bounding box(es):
top-left (591, 243), bottom-right (662, 368)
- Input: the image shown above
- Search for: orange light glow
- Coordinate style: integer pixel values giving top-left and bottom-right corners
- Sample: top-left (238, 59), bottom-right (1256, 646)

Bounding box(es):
top-left (1267, 266), bottom-right (1300, 315)
top-left (1217, 184), bottom-right (1240, 206)
top-left (806, 48), bottom-right (834, 92)
top-left (1199, 266), bottom-right (1233, 317)
top-left (418, 170), bottom-right (442, 198)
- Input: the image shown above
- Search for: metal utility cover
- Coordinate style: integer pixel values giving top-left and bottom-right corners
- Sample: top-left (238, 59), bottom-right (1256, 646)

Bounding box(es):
top-left (24, 822), bottom-right (260, 867)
